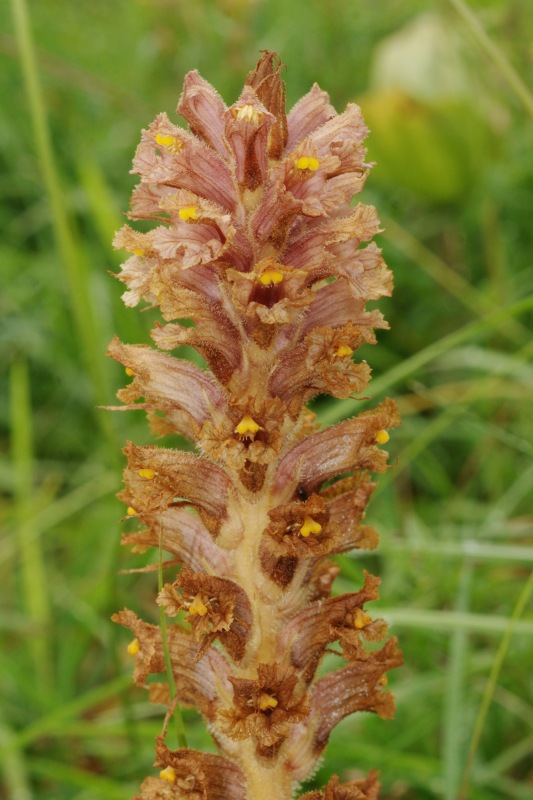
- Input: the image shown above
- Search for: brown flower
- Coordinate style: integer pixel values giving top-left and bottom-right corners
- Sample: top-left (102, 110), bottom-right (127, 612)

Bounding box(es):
top-left (261, 494), bottom-right (341, 562)
top-left (111, 608), bottom-right (232, 720)
top-left (157, 567), bottom-right (252, 661)
top-left (221, 664), bottom-right (310, 756)
top-left (134, 737), bottom-right (246, 800)
top-left (277, 571), bottom-right (383, 682)
top-left (301, 772), bottom-right (381, 800)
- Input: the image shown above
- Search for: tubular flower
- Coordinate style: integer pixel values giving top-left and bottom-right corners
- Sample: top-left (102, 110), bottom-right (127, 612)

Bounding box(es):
top-left (111, 52), bottom-right (401, 800)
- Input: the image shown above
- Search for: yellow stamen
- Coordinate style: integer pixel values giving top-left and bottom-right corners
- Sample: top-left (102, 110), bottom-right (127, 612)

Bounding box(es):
top-left (375, 429), bottom-right (390, 445)
top-left (378, 674), bottom-right (388, 687)
top-left (354, 608), bottom-right (372, 629)
top-left (234, 104), bottom-right (262, 124)
top-left (138, 468), bottom-right (155, 479)
top-left (127, 638), bottom-right (140, 655)
top-left (159, 766), bottom-right (176, 783)
top-left (133, 248), bottom-right (144, 257)
top-left (125, 367), bottom-right (134, 376)
top-left (155, 133), bottom-right (182, 153)
top-left (188, 595), bottom-right (208, 617)
top-left (178, 205), bottom-right (199, 221)
top-left (336, 345), bottom-right (353, 358)
top-left (126, 506), bottom-right (137, 516)
top-left (258, 269), bottom-right (284, 286)
top-left (258, 693), bottom-right (278, 711)
top-left (296, 155), bottom-right (320, 171)
top-left (235, 414), bottom-right (260, 436)
top-left (299, 516), bottom-right (322, 537)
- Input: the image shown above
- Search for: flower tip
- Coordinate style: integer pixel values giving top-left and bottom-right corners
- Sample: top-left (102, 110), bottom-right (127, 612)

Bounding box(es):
top-left (233, 104), bottom-right (263, 124)
top-left (336, 345), bottom-right (353, 358)
top-left (189, 595), bottom-right (209, 617)
top-left (127, 638), bottom-right (140, 655)
top-left (296, 155), bottom-right (320, 172)
top-left (235, 414), bottom-right (260, 436)
top-left (258, 269), bottom-right (284, 286)
top-left (178, 205), bottom-right (199, 221)
top-left (159, 766), bottom-right (176, 783)
top-left (375, 429), bottom-right (390, 445)
top-left (353, 608), bottom-right (372, 629)
top-left (155, 132), bottom-right (183, 154)
top-left (258, 692), bottom-right (279, 711)
top-left (138, 468), bottom-right (156, 479)
top-left (299, 516), bottom-right (322, 537)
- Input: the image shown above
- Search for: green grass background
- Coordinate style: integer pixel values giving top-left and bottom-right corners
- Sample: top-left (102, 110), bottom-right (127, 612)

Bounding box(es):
top-left (1, 0), bottom-right (532, 798)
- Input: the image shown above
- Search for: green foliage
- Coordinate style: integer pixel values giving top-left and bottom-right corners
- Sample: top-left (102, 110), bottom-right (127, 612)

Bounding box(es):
top-left (1, 0), bottom-right (532, 798)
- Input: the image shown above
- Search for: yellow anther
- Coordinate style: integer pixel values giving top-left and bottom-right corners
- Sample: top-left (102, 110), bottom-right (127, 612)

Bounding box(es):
top-left (127, 638), bottom-right (140, 655)
top-left (375, 429), bottom-right (390, 445)
top-left (125, 367), bottom-right (135, 376)
top-left (378, 674), bottom-right (388, 687)
top-left (336, 345), bottom-right (353, 358)
top-left (299, 516), bottom-right (322, 538)
top-left (155, 133), bottom-right (182, 153)
top-left (133, 248), bottom-right (144, 257)
top-left (138, 468), bottom-right (155, 479)
top-left (178, 206), bottom-right (199, 221)
top-left (126, 506), bottom-right (137, 516)
top-left (258, 693), bottom-right (278, 711)
top-left (258, 269), bottom-right (284, 286)
top-left (234, 104), bottom-right (262, 124)
top-left (296, 155), bottom-right (320, 171)
top-left (159, 767), bottom-right (176, 783)
top-left (188, 595), bottom-right (208, 617)
top-left (354, 608), bottom-right (372, 630)
top-left (235, 414), bottom-right (260, 436)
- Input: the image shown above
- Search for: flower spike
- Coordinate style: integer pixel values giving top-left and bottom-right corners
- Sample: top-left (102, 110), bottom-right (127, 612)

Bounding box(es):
top-left (111, 52), bottom-right (401, 800)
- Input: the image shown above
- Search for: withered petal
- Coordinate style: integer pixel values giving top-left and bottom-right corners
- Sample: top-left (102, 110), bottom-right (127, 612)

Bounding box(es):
top-left (112, 608), bottom-right (232, 719)
top-left (121, 507), bottom-right (232, 575)
top-left (309, 637), bottom-right (403, 753)
top-left (277, 571), bottom-right (382, 680)
top-left (154, 739), bottom-right (246, 800)
top-left (273, 399), bottom-right (401, 496)
top-left (121, 442), bottom-right (235, 536)
top-left (108, 337), bottom-right (227, 437)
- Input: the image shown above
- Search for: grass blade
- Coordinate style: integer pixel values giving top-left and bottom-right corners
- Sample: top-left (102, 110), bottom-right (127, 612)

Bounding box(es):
top-left (10, 357), bottom-right (54, 700)
top-left (459, 568), bottom-right (533, 797)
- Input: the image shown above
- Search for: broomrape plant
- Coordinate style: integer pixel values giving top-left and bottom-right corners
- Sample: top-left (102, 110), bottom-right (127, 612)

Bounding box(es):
top-left (110, 52), bottom-right (402, 800)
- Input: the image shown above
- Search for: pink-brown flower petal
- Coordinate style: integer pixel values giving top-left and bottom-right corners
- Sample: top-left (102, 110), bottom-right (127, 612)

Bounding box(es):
top-left (121, 442), bottom-right (235, 537)
top-left (309, 637), bottom-right (403, 754)
top-left (286, 83), bottom-right (337, 152)
top-left (177, 70), bottom-right (228, 157)
top-left (121, 507), bottom-right (232, 576)
top-left (112, 608), bottom-right (232, 719)
top-left (108, 337), bottom-right (227, 438)
top-left (273, 399), bottom-right (401, 496)
top-left (277, 571), bottom-right (382, 680)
